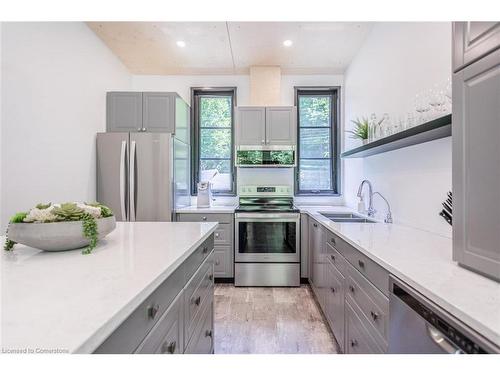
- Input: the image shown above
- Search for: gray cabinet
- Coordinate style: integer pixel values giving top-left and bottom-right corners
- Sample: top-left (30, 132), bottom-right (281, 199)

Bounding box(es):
top-left (300, 214), bottom-right (309, 279)
top-left (308, 219), bottom-right (323, 303)
top-left (177, 213), bottom-right (234, 278)
top-left (94, 235), bottom-right (215, 354)
top-left (452, 47), bottom-right (500, 281)
top-left (324, 259), bottom-right (345, 352)
top-left (265, 107), bottom-right (296, 145)
top-left (107, 92), bottom-right (142, 132)
top-left (237, 107), bottom-right (266, 145)
top-left (107, 92), bottom-right (188, 135)
top-left (236, 106), bottom-right (296, 146)
top-left (453, 22), bottom-right (500, 72)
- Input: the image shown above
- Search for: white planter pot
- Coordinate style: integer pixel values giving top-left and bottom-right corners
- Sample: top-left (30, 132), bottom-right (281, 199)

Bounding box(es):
top-left (7, 216), bottom-right (116, 252)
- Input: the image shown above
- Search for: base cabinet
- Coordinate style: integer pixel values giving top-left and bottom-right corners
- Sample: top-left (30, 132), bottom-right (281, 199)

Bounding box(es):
top-left (94, 235), bottom-right (215, 354)
top-left (308, 223), bottom-right (389, 353)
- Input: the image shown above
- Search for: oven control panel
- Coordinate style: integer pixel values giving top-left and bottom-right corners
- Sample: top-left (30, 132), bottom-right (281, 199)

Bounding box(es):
top-left (239, 185), bottom-right (293, 197)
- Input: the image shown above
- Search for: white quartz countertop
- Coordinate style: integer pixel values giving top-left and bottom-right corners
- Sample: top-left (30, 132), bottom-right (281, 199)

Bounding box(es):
top-left (176, 205), bottom-right (237, 214)
top-left (1, 221), bottom-right (217, 354)
top-left (298, 205), bottom-right (500, 348)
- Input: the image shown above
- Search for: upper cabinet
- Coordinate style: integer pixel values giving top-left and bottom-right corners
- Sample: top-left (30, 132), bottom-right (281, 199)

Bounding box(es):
top-left (236, 106), bottom-right (296, 146)
top-left (107, 92), bottom-right (189, 141)
top-left (453, 22), bottom-right (500, 72)
top-left (237, 107), bottom-right (266, 145)
top-left (452, 25), bottom-right (500, 281)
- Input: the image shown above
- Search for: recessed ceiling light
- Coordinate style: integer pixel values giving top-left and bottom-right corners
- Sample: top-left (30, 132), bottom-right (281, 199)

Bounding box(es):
top-left (283, 40), bottom-right (293, 47)
top-left (176, 40), bottom-right (186, 48)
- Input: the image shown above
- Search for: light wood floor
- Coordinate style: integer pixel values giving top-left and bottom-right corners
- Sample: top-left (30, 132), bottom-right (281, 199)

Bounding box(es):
top-left (214, 284), bottom-right (339, 354)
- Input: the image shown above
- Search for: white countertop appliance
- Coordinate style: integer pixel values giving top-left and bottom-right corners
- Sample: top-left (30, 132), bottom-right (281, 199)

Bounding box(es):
top-left (197, 181), bottom-right (213, 208)
top-left (234, 185), bottom-right (300, 287)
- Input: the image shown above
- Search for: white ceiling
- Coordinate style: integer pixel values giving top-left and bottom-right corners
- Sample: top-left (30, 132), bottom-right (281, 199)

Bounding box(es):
top-left (87, 22), bottom-right (374, 75)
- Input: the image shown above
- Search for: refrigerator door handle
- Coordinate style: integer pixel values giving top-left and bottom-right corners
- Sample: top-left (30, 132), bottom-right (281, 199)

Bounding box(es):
top-left (129, 140), bottom-right (137, 221)
top-left (119, 140), bottom-right (127, 221)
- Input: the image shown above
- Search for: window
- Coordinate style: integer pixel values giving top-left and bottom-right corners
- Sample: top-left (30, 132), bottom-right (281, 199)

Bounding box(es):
top-left (295, 87), bottom-right (340, 195)
top-left (191, 88), bottom-right (236, 195)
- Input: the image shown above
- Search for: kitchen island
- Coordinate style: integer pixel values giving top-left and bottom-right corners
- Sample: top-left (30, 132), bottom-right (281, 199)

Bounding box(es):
top-left (1, 221), bottom-right (217, 354)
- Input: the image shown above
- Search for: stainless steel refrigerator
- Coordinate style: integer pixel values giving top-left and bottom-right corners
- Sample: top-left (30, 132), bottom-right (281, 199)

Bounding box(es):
top-left (96, 132), bottom-right (190, 221)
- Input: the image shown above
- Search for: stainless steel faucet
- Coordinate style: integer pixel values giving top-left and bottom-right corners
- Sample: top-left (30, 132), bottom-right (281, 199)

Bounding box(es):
top-left (372, 192), bottom-right (393, 223)
top-left (357, 180), bottom-right (375, 217)
top-left (357, 180), bottom-right (393, 223)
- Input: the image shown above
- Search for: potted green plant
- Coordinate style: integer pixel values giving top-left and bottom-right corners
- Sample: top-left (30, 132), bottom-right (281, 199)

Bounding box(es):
top-left (347, 117), bottom-right (369, 145)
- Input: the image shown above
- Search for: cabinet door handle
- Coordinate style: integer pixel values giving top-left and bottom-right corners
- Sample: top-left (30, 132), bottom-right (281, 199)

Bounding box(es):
top-left (215, 232), bottom-right (220, 238)
top-left (208, 274), bottom-right (214, 281)
top-left (330, 254), bottom-right (335, 262)
top-left (202, 216), bottom-right (207, 221)
top-left (147, 304), bottom-right (160, 320)
top-left (193, 296), bottom-right (201, 306)
top-left (349, 285), bottom-right (355, 293)
top-left (215, 259), bottom-right (220, 266)
top-left (331, 287), bottom-right (336, 293)
top-left (205, 329), bottom-right (213, 338)
top-left (313, 223), bottom-right (318, 228)
top-left (358, 260), bottom-right (365, 269)
top-left (370, 311), bottom-right (379, 321)
top-left (330, 237), bottom-right (336, 245)
top-left (161, 341), bottom-right (176, 354)
top-left (350, 339), bottom-right (358, 348)
top-left (202, 246), bottom-right (209, 254)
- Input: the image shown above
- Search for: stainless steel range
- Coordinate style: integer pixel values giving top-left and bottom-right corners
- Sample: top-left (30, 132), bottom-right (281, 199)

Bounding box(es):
top-left (234, 185), bottom-right (300, 287)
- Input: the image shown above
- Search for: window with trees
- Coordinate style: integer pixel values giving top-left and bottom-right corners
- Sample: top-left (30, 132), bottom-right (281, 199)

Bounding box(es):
top-left (191, 88), bottom-right (236, 195)
top-left (295, 87), bottom-right (340, 195)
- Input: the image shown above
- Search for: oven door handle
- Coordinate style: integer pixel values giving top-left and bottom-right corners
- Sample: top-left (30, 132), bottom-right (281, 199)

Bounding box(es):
top-left (235, 213), bottom-right (299, 220)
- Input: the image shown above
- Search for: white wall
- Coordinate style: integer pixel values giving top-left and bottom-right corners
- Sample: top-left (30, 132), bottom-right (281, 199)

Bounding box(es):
top-left (132, 73), bottom-right (345, 205)
top-left (344, 22), bottom-right (452, 236)
top-left (1, 22), bottom-right (131, 229)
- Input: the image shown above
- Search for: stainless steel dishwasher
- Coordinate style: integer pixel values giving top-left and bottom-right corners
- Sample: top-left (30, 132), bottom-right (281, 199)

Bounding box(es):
top-left (388, 276), bottom-right (499, 354)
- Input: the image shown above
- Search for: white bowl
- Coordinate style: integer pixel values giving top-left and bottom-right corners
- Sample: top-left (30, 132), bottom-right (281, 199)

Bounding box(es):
top-left (7, 216), bottom-right (116, 251)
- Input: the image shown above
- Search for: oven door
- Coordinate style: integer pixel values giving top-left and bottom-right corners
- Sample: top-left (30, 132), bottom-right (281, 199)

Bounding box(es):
top-left (235, 212), bottom-right (300, 263)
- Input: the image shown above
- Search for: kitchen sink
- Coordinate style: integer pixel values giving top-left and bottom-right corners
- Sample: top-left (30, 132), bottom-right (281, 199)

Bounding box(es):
top-left (319, 212), bottom-right (377, 223)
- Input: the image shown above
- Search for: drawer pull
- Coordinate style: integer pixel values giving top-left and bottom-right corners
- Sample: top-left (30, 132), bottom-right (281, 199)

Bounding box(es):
top-left (349, 285), bottom-right (355, 293)
top-left (205, 330), bottom-right (213, 338)
top-left (331, 287), bottom-right (336, 294)
top-left (313, 223), bottom-right (318, 227)
top-left (330, 237), bottom-right (336, 245)
top-left (193, 296), bottom-right (201, 306)
top-left (370, 311), bottom-right (379, 321)
top-left (215, 259), bottom-right (221, 266)
top-left (215, 233), bottom-right (220, 238)
top-left (147, 304), bottom-right (160, 320)
top-left (202, 246), bottom-right (209, 254)
top-left (330, 254), bottom-right (335, 262)
top-left (202, 216), bottom-right (207, 221)
top-left (350, 339), bottom-right (358, 348)
top-left (161, 341), bottom-right (176, 354)
top-left (208, 274), bottom-right (214, 281)
top-left (358, 260), bottom-right (365, 269)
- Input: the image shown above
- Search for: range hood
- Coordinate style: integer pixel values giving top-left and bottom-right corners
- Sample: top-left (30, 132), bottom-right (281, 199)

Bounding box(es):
top-left (235, 145), bottom-right (296, 168)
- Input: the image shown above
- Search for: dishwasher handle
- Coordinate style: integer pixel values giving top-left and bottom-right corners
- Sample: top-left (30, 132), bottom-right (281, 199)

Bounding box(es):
top-left (426, 324), bottom-right (463, 354)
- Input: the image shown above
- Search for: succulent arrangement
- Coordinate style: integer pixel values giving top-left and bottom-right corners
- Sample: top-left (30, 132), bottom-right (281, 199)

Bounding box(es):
top-left (347, 118), bottom-right (369, 140)
top-left (4, 202), bottom-right (113, 254)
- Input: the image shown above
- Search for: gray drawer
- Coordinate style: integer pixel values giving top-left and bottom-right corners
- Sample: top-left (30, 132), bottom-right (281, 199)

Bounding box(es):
top-left (177, 213), bottom-right (232, 224)
top-left (345, 301), bottom-right (385, 354)
top-left (214, 224), bottom-right (232, 245)
top-left (341, 241), bottom-right (389, 296)
top-left (184, 252), bottom-right (214, 347)
top-left (135, 292), bottom-right (183, 354)
top-left (184, 294), bottom-right (214, 354)
top-left (346, 262), bottom-right (389, 345)
top-left (184, 235), bottom-right (214, 283)
top-left (94, 265), bottom-right (185, 353)
top-left (326, 241), bottom-right (348, 277)
top-left (214, 246), bottom-right (233, 278)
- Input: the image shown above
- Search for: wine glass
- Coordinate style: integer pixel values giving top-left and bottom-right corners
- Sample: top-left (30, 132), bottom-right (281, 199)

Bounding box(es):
top-left (429, 86), bottom-right (446, 119)
top-left (444, 78), bottom-right (452, 113)
top-left (415, 93), bottom-right (431, 124)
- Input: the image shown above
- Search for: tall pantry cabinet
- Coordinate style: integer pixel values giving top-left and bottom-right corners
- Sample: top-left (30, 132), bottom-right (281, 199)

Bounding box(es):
top-left (452, 22), bottom-right (500, 281)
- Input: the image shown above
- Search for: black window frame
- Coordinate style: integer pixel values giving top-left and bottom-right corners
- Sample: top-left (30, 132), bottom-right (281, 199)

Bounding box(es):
top-left (294, 86), bottom-right (341, 196)
top-left (191, 87), bottom-right (237, 196)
